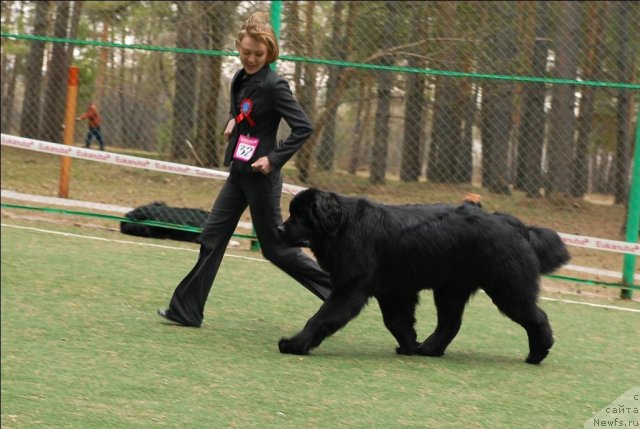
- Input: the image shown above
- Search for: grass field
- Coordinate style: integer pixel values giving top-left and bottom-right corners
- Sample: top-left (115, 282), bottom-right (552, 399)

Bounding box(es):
top-left (1, 219), bottom-right (639, 428)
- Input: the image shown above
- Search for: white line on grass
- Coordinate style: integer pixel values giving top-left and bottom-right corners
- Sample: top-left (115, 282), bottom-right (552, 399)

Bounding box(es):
top-left (1, 189), bottom-right (255, 229)
top-left (539, 296), bottom-right (640, 313)
top-left (0, 223), bottom-right (269, 263)
top-left (2, 223), bottom-right (639, 313)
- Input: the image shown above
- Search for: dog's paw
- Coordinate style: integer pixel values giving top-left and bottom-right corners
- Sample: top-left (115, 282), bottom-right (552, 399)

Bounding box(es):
top-left (526, 334), bottom-right (553, 364)
top-left (525, 349), bottom-right (549, 365)
top-left (278, 337), bottom-right (310, 355)
top-left (395, 341), bottom-right (419, 355)
top-left (414, 342), bottom-right (445, 357)
top-left (395, 346), bottom-right (413, 356)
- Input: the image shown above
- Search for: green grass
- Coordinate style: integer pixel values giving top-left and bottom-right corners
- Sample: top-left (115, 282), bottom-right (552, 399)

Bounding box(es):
top-left (2, 220), bottom-right (639, 428)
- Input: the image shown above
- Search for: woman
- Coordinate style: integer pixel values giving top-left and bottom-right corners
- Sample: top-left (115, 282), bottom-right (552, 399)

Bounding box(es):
top-left (158, 12), bottom-right (332, 327)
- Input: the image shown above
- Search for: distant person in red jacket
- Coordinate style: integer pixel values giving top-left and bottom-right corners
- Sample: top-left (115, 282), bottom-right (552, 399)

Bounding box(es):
top-left (76, 102), bottom-right (105, 151)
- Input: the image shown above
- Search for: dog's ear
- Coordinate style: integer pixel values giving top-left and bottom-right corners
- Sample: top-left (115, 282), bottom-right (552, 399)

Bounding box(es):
top-left (312, 192), bottom-right (344, 236)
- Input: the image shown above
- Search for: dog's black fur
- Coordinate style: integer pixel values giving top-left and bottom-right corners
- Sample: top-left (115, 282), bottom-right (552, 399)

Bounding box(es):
top-left (120, 202), bottom-right (209, 243)
top-left (276, 188), bottom-right (570, 364)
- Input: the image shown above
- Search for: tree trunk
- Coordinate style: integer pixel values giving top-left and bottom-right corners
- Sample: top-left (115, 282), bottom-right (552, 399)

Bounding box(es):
top-left (400, 64), bottom-right (426, 182)
top-left (369, 1), bottom-right (398, 185)
top-left (348, 77), bottom-right (372, 175)
top-left (93, 18), bottom-right (110, 105)
top-left (1, 1), bottom-right (25, 133)
top-left (516, 1), bottom-right (550, 197)
top-left (546, 1), bottom-right (582, 197)
top-left (427, 2), bottom-right (466, 184)
top-left (295, 1), bottom-right (317, 183)
top-left (1, 0), bottom-right (16, 130)
top-left (480, 3), bottom-right (518, 195)
top-left (170, 1), bottom-right (197, 160)
top-left (458, 25), bottom-right (479, 186)
top-left (130, 38), bottom-right (147, 149)
top-left (298, 70), bottom-right (353, 178)
top-left (315, 1), bottom-right (346, 172)
top-left (284, 1), bottom-right (302, 94)
top-left (595, 152), bottom-right (613, 194)
top-left (313, 1), bottom-right (356, 173)
top-left (20, 0), bottom-right (50, 139)
top-left (119, 26), bottom-right (127, 149)
top-left (400, 2), bottom-right (429, 182)
top-left (571, 2), bottom-right (607, 197)
top-left (196, 1), bottom-right (235, 167)
top-left (1, 56), bottom-right (19, 133)
top-left (612, 1), bottom-right (636, 205)
top-left (65, 1), bottom-right (83, 65)
top-left (461, 85), bottom-right (479, 184)
top-left (40, 1), bottom-right (70, 143)
top-left (194, 7), bottom-right (211, 165)
top-left (0, 1), bottom-right (11, 102)
top-left (507, 2), bottom-right (536, 187)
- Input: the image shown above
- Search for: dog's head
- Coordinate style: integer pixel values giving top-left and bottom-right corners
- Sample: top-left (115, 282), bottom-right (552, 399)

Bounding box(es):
top-left (277, 188), bottom-right (344, 246)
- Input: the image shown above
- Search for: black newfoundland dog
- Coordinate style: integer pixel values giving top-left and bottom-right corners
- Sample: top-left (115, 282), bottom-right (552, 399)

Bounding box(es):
top-left (276, 188), bottom-right (570, 364)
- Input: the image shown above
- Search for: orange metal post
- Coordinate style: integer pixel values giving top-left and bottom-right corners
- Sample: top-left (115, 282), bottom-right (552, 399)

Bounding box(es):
top-left (59, 66), bottom-right (80, 198)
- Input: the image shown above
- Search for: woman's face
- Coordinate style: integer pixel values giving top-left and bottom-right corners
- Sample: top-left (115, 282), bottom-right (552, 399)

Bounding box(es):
top-left (238, 36), bottom-right (268, 75)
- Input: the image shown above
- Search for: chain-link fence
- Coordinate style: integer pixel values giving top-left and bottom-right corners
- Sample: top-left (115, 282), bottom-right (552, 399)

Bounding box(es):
top-left (2, 1), bottom-right (639, 252)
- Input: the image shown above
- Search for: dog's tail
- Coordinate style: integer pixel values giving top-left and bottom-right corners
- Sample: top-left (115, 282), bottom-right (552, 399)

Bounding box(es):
top-left (462, 194), bottom-right (570, 273)
top-left (526, 226), bottom-right (571, 274)
top-left (492, 212), bottom-right (570, 274)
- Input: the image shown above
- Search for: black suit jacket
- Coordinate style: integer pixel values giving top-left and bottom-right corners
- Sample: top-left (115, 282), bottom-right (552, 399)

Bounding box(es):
top-left (223, 65), bottom-right (313, 173)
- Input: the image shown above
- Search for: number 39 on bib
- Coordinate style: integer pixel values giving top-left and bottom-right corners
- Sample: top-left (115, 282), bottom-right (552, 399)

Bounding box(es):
top-left (233, 134), bottom-right (260, 162)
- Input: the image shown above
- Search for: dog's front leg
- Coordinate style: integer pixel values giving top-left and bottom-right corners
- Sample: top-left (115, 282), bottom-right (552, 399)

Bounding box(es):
top-left (278, 287), bottom-right (370, 355)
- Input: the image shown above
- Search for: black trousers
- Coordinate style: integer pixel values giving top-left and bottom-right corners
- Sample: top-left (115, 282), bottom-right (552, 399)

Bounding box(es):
top-left (167, 169), bottom-right (333, 326)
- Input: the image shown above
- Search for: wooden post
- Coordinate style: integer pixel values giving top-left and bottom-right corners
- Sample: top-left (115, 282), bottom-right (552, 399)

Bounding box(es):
top-left (59, 66), bottom-right (80, 198)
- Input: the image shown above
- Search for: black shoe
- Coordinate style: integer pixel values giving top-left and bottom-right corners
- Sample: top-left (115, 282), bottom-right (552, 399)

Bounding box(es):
top-left (157, 308), bottom-right (200, 328)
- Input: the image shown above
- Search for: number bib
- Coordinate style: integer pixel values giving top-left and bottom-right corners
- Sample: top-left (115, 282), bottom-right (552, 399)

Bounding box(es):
top-left (233, 134), bottom-right (260, 162)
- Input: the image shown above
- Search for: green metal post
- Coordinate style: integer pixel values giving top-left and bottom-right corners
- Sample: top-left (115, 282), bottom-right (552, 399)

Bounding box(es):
top-left (269, 0), bottom-right (282, 75)
top-left (250, 0), bottom-right (283, 252)
top-left (621, 108), bottom-right (640, 299)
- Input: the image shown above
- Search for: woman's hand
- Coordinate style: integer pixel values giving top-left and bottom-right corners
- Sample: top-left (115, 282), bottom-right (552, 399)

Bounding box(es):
top-left (251, 156), bottom-right (273, 175)
top-left (224, 118), bottom-right (235, 140)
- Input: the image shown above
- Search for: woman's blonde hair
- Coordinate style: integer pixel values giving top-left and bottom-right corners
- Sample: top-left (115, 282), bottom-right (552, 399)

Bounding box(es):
top-left (235, 12), bottom-right (279, 64)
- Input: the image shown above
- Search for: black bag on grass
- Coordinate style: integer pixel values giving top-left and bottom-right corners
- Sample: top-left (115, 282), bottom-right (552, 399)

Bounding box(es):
top-left (120, 202), bottom-right (209, 243)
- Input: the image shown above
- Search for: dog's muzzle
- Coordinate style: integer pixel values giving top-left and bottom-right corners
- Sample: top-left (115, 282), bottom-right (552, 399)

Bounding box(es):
top-left (276, 224), bottom-right (310, 247)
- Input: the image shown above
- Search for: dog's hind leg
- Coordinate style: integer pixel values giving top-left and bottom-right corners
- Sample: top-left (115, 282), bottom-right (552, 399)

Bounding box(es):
top-left (278, 286), bottom-right (371, 355)
top-left (376, 294), bottom-right (419, 355)
top-left (484, 283), bottom-right (554, 364)
top-left (415, 289), bottom-right (470, 357)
